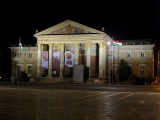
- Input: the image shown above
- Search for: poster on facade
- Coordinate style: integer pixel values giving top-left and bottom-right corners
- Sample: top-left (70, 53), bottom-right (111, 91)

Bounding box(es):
top-left (42, 51), bottom-right (48, 69)
top-left (53, 51), bottom-right (60, 69)
top-left (65, 51), bottom-right (74, 67)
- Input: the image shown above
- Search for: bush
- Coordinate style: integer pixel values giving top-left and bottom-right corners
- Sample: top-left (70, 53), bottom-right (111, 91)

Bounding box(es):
top-left (130, 74), bottom-right (154, 85)
top-left (19, 71), bottom-right (30, 82)
top-left (20, 77), bottom-right (30, 82)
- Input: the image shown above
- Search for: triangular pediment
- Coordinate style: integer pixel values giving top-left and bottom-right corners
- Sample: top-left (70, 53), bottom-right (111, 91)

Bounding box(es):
top-left (34, 19), bottom-right (104, 36)
top-left (48, 24), bottom-right (91, 34)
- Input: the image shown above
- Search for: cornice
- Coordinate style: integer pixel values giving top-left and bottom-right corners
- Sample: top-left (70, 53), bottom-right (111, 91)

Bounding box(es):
top-left (37, 34), bottom-right (109, 44)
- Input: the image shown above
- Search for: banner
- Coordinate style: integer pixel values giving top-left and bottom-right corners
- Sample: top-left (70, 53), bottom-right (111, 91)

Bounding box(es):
top-left (53, 51), bottom-right (60, 69)
top-left (65, 51), bottom-right (74, 67)
top-left (113, 40), bottom-right (122, 46)
top-left (42, 51), bottom-right (48, 69)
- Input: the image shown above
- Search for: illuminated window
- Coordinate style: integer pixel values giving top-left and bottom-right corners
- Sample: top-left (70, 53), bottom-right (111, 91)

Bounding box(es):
top-left (139, 65), bottom-right (146, 76)
top-left (28, 66), bottom-right (32, 75)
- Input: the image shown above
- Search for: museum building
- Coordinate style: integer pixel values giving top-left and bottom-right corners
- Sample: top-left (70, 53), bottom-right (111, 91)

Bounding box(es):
top-left (9, 20), bottom-right (155, 83)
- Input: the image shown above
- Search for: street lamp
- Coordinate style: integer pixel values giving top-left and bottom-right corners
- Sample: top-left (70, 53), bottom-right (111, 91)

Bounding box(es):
top-left (107, 41), bottom-right (113, 85)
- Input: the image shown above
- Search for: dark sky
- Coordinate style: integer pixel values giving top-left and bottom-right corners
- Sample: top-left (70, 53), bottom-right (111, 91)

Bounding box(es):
top-left (1, 0), bottom-right (160, 47)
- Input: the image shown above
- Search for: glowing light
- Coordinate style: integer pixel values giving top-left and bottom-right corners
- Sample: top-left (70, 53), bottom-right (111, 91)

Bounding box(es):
top-left (107, 41), bottom-right (111, 45)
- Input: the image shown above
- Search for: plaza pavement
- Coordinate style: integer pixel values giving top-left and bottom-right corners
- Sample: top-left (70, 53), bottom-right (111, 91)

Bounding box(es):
top-left (0, 81), bottom-right (160, 120)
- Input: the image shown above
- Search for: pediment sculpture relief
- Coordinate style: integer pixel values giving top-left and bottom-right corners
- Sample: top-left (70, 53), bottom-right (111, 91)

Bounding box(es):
top-left (48, 24), bottom-right (90, 34)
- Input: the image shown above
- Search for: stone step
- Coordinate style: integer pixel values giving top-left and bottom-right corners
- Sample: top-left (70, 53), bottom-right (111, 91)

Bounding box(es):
top-left (35, 77), bottom-right (73, 84)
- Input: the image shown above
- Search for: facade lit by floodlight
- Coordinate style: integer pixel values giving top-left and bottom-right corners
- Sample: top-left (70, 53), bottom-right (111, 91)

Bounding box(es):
top-left (9, 20), bottom-right (155, 83)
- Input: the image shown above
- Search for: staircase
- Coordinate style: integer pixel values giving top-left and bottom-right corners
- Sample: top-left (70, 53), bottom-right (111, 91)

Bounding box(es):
top-left (35, 77), bottom-right (73, 84)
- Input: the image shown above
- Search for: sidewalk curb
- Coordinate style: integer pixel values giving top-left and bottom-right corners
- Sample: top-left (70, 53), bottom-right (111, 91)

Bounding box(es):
top-left (0, 81), bottom-right (159, 88)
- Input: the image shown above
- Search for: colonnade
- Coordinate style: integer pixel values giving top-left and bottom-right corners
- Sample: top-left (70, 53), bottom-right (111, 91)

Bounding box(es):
top-left (37, 42), bottom-right (109, 78)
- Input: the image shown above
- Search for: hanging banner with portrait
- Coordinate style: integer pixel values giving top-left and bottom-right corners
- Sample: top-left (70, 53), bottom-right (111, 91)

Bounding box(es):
top-left (42, 51), bottom-right (48, 69)
top-left (53, 51), bottom-right (60, 69)
top-left (65, 51), bottom-right (74, 67)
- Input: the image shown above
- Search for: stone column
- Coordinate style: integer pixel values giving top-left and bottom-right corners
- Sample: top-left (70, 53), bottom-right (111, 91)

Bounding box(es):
top-left (86, 42), bottom-right (91, 77)
top-left (60, 43), bottom-right (64, 77)
top-left (103, 43), bottom-right (107, 78)
top-left (74, 43), bottom-right (79, 64)
top-left (37, 43), bottom-right (42, 77)
top-left (98, 42), bottom-right (104, 78)
top-left (48, 43), bottom-right (53, 77)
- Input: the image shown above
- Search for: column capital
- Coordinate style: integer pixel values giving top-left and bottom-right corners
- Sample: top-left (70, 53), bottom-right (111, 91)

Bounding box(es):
top-left (98, 42), bottom-right (103, 47)
top-left (60, 43), bottom-right (64, 48)
top-left (74, 43), bottom-right (79, 47)
top-left (48, 43), bottom-right (53, 48)
top-left (37, 43), bottom-right (42, 48)
top-left (86, 42), bottom-right (91, 47)
top-left (103, 43), bottom-right (107, 48)
top-left (86, 42), bottom-right (91, 50)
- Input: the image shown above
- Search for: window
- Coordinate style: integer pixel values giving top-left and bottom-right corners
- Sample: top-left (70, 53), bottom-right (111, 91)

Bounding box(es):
top-left (28, 53), bottom-right (32, 58)
top-left (139, 65), bottom-right (146, 76)
top-left (113, 52), bottom-right (118, 57)
top-left (18, 53), bottom-right (22, 58)
top-left (28, 66), bottom-right (32, 75)
top-left (128, 64), bottom-right (132, 68)
top-left (127, 52), bottom-right (131, 57)
top-left (11, 52), bottom-right (16, 57)
top-left (140, 52), bottom-right (145, 57)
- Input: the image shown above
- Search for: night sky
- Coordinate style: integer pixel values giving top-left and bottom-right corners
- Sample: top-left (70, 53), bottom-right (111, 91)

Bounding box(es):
top-left (1, 0), bottom-right (160, 47)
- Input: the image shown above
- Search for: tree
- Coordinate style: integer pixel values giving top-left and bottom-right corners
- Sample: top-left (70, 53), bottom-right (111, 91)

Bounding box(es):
top-left (117, 59), bottom-right (132, 81)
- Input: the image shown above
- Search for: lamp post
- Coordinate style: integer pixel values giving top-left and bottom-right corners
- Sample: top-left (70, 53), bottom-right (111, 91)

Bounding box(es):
top-left (111, 42), bottom-right (113, 84)
top-left (107, 41), bottom-right (113, 85)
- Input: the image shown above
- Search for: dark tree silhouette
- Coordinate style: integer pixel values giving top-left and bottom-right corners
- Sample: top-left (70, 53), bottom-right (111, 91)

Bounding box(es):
top-left (117, 59), bottom-right (132, 81)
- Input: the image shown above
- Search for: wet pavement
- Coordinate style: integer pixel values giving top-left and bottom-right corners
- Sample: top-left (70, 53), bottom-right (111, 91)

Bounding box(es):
top-left (0, 83), bottom-right (160, 120)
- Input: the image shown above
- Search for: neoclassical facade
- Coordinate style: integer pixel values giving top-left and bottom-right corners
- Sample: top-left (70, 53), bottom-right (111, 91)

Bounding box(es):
top-left (9, 20), bottom-right (155, 82)
top-left (10, 20), bottom-right (112, 81)
top-left (112, 41), bottom-right (154, 79)
top-left (35, 20), bottom-right (113, 79)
